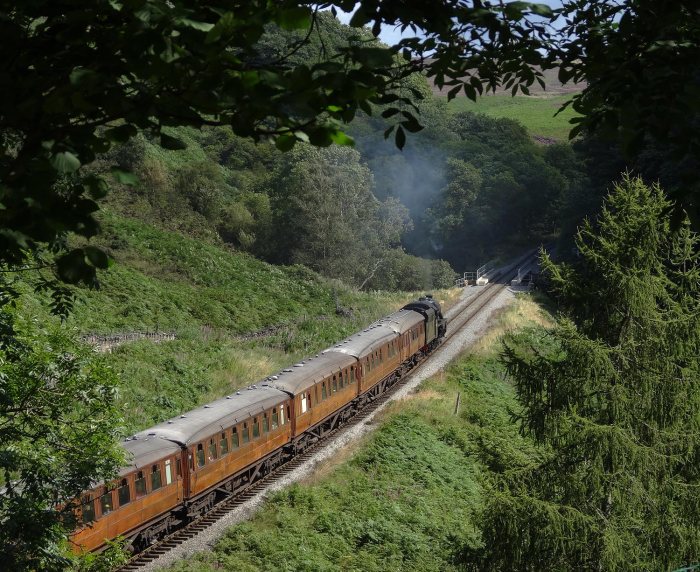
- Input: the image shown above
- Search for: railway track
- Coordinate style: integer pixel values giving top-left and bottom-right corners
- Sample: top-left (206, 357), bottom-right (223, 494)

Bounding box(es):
top-left (118, 249), bottom-right (539, 571)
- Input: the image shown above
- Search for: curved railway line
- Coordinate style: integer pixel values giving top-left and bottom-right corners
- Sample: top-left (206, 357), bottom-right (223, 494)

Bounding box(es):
top-left (118, 249), bottom-right (538, 571)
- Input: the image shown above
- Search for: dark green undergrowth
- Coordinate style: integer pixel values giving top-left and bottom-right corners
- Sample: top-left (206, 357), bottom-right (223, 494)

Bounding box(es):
top-left (168, 300), bottom-right (542, 572)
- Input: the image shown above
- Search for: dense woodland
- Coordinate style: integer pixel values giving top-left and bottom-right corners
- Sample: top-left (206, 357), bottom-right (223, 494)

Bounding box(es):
top-left (1, 1), bottom-right (699, 571)
top-left (89, 12), bottom-right (594, 289)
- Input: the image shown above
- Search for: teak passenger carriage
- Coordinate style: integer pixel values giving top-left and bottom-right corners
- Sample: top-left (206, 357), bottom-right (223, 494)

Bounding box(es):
top-left (71, 296), bottom-right (446, 553)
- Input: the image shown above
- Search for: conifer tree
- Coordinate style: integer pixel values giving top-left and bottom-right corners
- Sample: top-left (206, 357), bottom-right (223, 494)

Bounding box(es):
top-left (475, 175), bottom-right (700, 570)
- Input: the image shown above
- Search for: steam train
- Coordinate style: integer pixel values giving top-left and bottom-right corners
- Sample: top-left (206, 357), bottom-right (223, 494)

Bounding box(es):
top-left (71, 296), bottom-right (447, 553)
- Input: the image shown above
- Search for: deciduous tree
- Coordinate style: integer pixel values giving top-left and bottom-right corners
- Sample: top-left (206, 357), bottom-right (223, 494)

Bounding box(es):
top-left (0, 302), bottom-right (125, 570)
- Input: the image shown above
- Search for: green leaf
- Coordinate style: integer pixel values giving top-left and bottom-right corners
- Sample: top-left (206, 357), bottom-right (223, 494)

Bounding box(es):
top-left (275, 133), bottom-right (296, 152)
top-left (357, 47), bottom-right (394, 68)
top-left (349, 6), bottom-right (370, 27)
top-left (530, 3), bottom-right (553, 17)
top-left (206, 12), bottom-right (235, 44)
top-left (83, 174), bottom-right (109, 199)
top-left (69, 67), bottom-right (98, 86)
top-left (401, 118), bottom-right (424, 134)
top-left (51, 151), bottom-right (81, 173)
top-left (381, 108), bottom-right (400, 119)
top-left (110, 167), bottom-right (138, 186)
top-left (56, 250), bottom-right (90, 284)
top-left (180, 19), bottom-right (214, 32)
top-left (504, 1), bottom-right (529, 19)
top-left (105, 124), bottom-right (137, 143)
top-left (160, 133), bottom-right (187, 150)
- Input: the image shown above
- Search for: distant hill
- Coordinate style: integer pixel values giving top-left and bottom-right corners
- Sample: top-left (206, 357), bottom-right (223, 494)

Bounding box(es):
top-left (424, 65), bottom-right (583, 142)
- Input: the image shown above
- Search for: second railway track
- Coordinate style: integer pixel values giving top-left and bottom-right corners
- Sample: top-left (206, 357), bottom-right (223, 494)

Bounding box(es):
top-left (118, 250), bottom-right (539, 571)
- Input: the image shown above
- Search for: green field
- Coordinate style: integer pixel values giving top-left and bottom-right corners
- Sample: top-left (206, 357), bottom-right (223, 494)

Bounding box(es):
top-left (444, 93), bottom-right (580, 142)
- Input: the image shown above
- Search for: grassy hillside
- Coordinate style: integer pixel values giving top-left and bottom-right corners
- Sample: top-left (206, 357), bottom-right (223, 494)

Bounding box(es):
top-left (168, 295), bottom-right (552, 572)
top-left (445, 93), bottom-right (579, 142)
top-left (16, 212), bottom-right (459, 432)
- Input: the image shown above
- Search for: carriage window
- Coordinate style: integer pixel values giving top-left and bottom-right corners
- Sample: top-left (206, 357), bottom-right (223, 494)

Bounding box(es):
top-left (242, 423), bottom-right (250, 443)
top-left (272, 408), bottom-right (279, 429)
top-left (282, 405), bottom-right (287, 425)
top-left (322, 382), bottom-right (327, 399)
top-left (220, 432), bottom-right (229, 455)
top-left (287, 405), bottom-right (291, 423)
top-left (208, 438), bottom-right (218, 461)
top-left (351, 366), bottom-right (355, 382)
top-left (151, 464), bottom-right (162, 490)
top-left (176, 457), bottom-right (182, 477)
top-left (196, 444), bottom-right (205, 468)
top-left (100, 489), bottom-right (113, 516)
top-left (118, 479), bottom-right (130, 507)
top-left (82, 498), bottom-right (96, 524)
top-left (253, 418), bottom-right (260, 439)
top-left (232, 427), bottom-right (240, 448)
top-left (380, 349), bottom-right (383, 363)
top-left (301, 394), bottom-right (308, 413)
top-left (263, 413), bottom-right (269, 432)
top-left (135, 471), bottom-right (147, 497)
top-left (165, 460), bottom-right (173, 485)
top-left (332, 376), bottom-right (337, 393)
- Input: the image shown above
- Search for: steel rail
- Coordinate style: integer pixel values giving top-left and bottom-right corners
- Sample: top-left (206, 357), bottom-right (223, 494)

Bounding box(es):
top-left (117, 250), bottom-right (538, 571)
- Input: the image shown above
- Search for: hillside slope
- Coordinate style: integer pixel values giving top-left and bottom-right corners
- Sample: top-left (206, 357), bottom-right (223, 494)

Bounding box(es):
top-left (17, 213), bottom-right (458, 432)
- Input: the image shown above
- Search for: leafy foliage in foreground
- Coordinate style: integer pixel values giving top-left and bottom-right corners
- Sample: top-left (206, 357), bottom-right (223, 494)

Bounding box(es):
top-left (0, 307), bottom-right (124, 570)
top-left (475, 176), bottom-right (700, 570)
